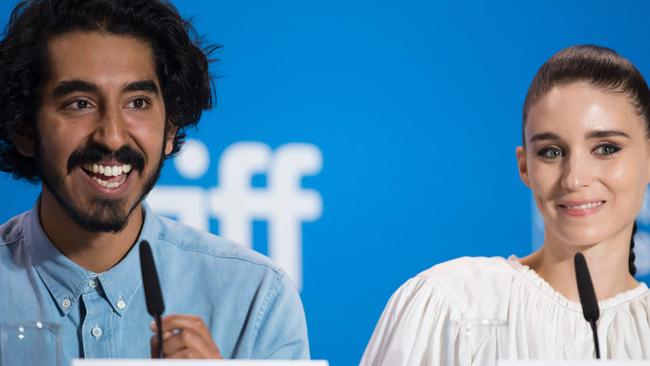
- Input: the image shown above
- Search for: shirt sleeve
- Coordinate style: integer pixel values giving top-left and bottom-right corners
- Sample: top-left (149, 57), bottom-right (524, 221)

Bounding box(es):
top-left (250, 273), bottom-right (310, 359)
top-left (361, 276), bottom-right (452, 366)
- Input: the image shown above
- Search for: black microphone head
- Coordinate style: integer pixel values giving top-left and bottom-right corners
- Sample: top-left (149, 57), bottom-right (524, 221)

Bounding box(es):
top-left (139, 240), bottom-right (165, 316)
top-left (574, 252), bottom-right (600, 322)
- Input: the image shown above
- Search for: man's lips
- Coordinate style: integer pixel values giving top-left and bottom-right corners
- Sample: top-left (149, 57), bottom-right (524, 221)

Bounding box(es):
top-left (557, 200), bottom-right (606, 217)
top-left (80, 162), bottom-right (133, 190)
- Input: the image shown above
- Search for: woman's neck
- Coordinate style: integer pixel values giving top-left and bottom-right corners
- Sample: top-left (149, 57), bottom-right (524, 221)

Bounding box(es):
top-left (520, 226), bottom-right (639, 303)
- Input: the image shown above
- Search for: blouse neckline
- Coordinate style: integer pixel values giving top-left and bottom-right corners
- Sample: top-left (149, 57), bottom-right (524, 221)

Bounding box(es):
top-left (506, 255), bottom-right (649, 312)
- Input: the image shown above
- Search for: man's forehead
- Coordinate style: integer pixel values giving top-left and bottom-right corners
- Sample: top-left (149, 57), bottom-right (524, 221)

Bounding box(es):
top-left (44, 31), bottom-right (159, 88)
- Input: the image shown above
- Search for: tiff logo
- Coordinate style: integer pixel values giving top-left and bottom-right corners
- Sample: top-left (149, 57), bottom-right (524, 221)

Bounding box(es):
top-left (147, 140), bottom-right (323, 289)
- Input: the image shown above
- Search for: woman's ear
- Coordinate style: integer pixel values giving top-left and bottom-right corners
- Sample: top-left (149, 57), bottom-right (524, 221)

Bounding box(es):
top-left (516, 146), bottom-right (530, 188)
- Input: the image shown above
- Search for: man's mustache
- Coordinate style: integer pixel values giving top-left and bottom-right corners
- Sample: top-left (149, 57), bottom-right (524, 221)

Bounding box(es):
top-left (67, 143), bottom-right (146, 174)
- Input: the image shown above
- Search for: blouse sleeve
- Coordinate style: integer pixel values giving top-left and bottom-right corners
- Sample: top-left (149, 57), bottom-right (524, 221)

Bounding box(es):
top-left (360, 275), bottom-right (453, 366)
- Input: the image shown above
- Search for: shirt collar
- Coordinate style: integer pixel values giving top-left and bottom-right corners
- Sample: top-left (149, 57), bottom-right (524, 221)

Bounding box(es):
top-left (26, 200), bottom-right (159, 317)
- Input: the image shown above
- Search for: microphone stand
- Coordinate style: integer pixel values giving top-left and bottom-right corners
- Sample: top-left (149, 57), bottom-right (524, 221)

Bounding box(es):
top-left (140, 240), bottom-right (166, 359)
top-left (155, 313), bottom-right (163, 359)
top-left (574, 252), bottom-right (601, 359)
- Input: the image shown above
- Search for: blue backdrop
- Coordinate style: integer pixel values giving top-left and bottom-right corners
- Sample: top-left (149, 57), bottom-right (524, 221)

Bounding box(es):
top-left (2, 1), bottom-right (650, 365)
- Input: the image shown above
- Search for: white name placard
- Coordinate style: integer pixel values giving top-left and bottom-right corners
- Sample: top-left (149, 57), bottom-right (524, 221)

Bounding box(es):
top-left (499, 361), bottom-right (648, 366)
top-left (72, 361), bottom-right (328, 366)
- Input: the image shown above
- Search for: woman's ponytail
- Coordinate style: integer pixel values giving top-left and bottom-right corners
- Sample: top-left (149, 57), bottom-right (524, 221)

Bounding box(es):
top-left (629, 222), bottom-right (638, 276)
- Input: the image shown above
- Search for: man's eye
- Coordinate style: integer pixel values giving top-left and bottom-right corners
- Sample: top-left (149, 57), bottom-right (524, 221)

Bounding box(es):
top-left (537, 146), bottom-right (563, 160)
top-left (127, 97), bottom-right (150, 109)
top-left (67, 100), bottom-right (92, 110)
top-left (594, 143), bottom-right (621, 156)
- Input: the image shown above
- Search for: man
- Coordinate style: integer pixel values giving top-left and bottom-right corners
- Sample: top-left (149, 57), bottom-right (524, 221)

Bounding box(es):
top-left (0, 0), bottom-right (309, 362)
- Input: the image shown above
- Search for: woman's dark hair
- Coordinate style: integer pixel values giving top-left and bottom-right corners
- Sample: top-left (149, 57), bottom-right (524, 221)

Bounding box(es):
top-left (0, 0), bottom-right (217, 182)
top-left (630, 222), bottom-right (638, 276)
top-left (523, 45), bottom-right (650, 276)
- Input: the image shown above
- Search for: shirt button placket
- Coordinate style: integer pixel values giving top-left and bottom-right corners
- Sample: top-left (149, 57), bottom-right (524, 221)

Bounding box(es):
top-left (80, 291), bottom-right (111, 358)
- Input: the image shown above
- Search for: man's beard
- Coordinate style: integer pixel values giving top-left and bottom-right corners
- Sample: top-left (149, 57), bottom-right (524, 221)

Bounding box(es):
top-left (36, 137), bottom-right (164, 233)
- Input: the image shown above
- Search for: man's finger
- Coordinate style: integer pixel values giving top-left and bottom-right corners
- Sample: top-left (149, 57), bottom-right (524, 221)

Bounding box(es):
top-left (162, 329), bottom-right (215, 358)
top-left (150, 314), bottom-right (221, 359)
top-left (159, 315), bottom-right (212, 340)
top-left (150, 329), bottom-right (175, 357)
top-left (167, 348), bottom-right (197, 359)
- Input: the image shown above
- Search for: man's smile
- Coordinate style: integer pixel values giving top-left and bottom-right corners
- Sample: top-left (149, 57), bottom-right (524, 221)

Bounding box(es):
top-left (84, 163), bottom-right (133, 177)
top-left (81, 162), bottom-right (134, 191)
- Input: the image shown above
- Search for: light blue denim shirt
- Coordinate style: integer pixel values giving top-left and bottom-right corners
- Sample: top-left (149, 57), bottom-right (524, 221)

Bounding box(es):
top-left (0, 201), bottom-right (309, 364)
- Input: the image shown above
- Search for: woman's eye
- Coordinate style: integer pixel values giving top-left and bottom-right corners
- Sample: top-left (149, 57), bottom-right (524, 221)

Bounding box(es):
top-left (537, 146), bottom-right (563, 160)
top-left (594, 143), bottom-right (621, 156)
top-left (127, 97), bottom-right (150, 109)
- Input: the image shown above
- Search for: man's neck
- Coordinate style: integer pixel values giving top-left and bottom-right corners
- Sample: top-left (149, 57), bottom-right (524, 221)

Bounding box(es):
top-left (39, 189), bottom-right (144, 273)
top-left (520, 227), bottom-right (639, 303)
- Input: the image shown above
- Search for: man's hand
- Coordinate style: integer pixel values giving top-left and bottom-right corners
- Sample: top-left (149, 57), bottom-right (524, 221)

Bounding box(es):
top-left (150, 314), bottom-right (223, 359)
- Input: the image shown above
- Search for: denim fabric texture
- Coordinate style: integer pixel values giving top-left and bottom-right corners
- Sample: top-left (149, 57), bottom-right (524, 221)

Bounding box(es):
top-left (0, 201), bottom-right (309, 364)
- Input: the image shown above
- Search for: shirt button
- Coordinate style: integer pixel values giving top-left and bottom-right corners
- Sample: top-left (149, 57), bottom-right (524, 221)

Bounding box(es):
top-left (61, 297), bottom-right (71, 309)
top-left (88, 279), bottom-right (97, 288)
top-left (116, 299), bottom-right (126, 310)
top-left (91, 325), bottom-right (103, 338)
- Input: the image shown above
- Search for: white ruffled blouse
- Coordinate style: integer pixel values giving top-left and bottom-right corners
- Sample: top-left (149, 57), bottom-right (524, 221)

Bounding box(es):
top-left (361, 256), bottom-right (650, 365)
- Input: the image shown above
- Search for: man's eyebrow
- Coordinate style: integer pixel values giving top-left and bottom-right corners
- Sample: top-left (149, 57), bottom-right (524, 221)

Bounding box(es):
top-left (124, 80), bottom-right (159, 94)
top-left (586, 130), bottom-right (630, 139)
top-left (529, 132), bottom-right (561, 143)
top-left (52, 80), bottom-right (99, 97)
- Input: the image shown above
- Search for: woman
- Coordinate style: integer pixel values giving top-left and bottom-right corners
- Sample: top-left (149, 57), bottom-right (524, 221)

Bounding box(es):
top-left (361, 45), bottom-right (650, 365)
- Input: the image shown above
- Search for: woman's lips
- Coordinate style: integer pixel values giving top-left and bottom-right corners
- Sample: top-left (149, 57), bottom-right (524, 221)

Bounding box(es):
top-left (558, 200), bottom-right (606, 217)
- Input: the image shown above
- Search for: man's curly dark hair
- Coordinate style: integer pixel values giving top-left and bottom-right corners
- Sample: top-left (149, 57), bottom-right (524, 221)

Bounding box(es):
top-left (0, 0), bottom-right (217, 182)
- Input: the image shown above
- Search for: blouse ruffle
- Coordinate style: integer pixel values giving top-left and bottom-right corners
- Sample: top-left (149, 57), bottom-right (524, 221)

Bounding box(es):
top-left (361, 256), bottom-right (650, 365)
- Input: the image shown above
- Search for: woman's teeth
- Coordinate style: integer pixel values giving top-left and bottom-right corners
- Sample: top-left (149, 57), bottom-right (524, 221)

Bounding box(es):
top-left (565, 201), bottom-right (604, 210)
top-left (83, 163), bottom-right (132, 177)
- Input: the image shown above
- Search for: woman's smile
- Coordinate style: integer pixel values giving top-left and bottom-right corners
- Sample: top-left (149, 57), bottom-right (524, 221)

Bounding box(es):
top-left (557, 199), bottom-right (606, 217)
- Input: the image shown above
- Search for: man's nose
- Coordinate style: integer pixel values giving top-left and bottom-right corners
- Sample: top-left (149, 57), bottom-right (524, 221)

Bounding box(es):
top-left (91, 105), bottom-right (128, 152)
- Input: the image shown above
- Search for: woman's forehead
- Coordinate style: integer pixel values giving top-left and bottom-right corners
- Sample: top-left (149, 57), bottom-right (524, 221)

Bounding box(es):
top-left (525, 82), bottom-right (646, 141)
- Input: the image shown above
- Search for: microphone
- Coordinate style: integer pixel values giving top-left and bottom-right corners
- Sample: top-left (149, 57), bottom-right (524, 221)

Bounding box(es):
top-left (139, 240), bottom-right (166, 358)
top-left (574, 252), bottom-right (600, 359)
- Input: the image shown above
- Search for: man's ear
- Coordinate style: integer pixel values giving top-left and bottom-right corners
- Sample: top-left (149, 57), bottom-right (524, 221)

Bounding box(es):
top-left (10, 129), bottom-right (35, 158)
top-left (516, 146), bottom-right (530, 188)
top-left (164, 123), bottom-right (179, 156)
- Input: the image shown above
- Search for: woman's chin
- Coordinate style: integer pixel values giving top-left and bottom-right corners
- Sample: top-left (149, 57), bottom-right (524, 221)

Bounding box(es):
top-left (550, 227), bottom-right (606, 248)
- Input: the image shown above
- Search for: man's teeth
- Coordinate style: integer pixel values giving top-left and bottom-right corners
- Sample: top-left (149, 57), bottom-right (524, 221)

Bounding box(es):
top-left (92, 177), bottom-right (124, 189)
top-left (84, 163), bottom-right (132, 177)
top-left (566, 201), bottom-right (604, 210)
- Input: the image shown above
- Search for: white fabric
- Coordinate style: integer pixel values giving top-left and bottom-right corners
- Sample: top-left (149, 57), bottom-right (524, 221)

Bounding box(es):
top-left (361, 256), bottom-right (650, 365)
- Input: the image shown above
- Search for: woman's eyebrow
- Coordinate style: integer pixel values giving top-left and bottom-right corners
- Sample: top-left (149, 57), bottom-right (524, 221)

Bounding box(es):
top-left (529, 130), bottom-right (631, 143)
top-left (586, 130), bottom-right (630, 139)
top-left (529, 132), bottom-right (560, 143)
